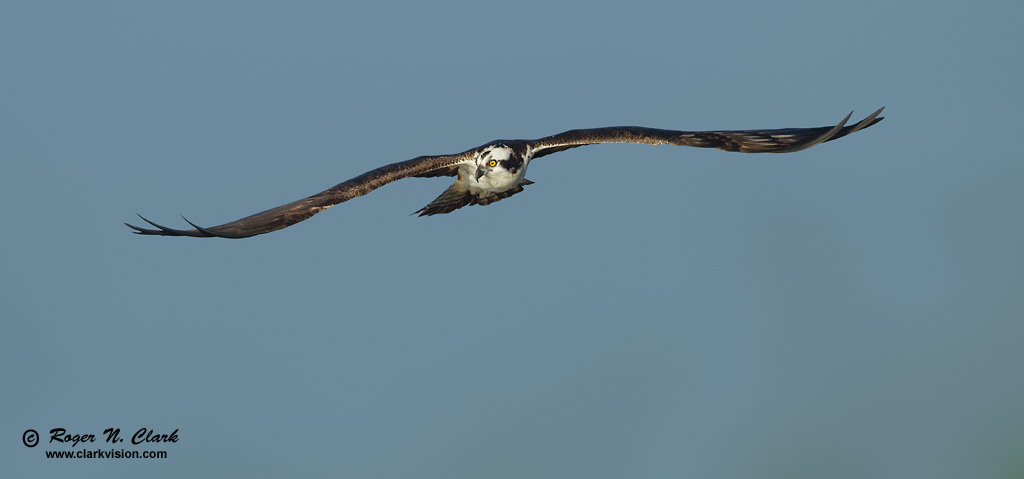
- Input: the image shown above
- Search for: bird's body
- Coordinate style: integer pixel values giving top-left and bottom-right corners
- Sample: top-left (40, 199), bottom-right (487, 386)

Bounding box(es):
top-left (127, 108), bottom-right (885, 239)
top-left (412, 142), bottom-right (534, 216)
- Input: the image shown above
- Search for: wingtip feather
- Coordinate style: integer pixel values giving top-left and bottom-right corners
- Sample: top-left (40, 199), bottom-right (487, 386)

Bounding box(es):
top-left (180, 215), bottom-right (221, 238)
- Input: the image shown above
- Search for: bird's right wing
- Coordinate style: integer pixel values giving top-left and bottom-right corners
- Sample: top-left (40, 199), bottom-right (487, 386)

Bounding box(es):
top-left (126, 151), bottom-right (476, 238)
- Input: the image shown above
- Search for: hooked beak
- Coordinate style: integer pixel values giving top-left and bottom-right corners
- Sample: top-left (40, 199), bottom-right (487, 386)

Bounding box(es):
top-left (475, 166), bottom-right (487, 181)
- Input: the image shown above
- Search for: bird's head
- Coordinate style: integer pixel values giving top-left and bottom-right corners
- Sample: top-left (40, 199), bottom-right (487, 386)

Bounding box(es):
top-left (474, 144), bottom-right (525, 185)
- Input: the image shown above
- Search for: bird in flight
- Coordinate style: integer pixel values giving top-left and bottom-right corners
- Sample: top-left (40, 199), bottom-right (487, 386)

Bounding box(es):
top-left (127, 108), bottom-right (884, 239)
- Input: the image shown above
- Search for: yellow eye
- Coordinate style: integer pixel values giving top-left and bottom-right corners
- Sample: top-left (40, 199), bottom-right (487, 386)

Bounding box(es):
top-left (488, 160), bottom-right (497, 167)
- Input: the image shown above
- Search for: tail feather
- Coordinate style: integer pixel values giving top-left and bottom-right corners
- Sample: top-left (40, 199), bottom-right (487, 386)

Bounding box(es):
top-left (415, 179), bottom-right (534, 217)
top-left (415, 181), bottom-right (473, 216)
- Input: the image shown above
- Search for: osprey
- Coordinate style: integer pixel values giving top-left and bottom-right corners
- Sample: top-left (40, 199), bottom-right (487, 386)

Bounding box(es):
top-left (127, 108), bottom-right (884, 238)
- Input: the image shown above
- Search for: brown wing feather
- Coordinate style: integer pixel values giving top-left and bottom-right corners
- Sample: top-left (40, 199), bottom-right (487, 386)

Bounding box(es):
top-left (126, 151), bottom-right (474, 238)
top-left (411, 165), bottom-right (460, 178)
top-left (527, 107), bottom-right (884, 157)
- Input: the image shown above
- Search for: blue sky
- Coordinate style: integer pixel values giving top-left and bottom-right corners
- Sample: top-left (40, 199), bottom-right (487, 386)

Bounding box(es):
top-left (2, 1), bottom-right (1022, 477)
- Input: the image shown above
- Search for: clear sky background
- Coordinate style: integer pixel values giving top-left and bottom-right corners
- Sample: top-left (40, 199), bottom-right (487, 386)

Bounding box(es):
top-left (2, 1), bottom-right (1022, 477)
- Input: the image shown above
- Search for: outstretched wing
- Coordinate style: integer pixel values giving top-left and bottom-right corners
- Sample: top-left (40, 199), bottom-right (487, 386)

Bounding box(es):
top-left (126, 151), bottom-right (475, 238)
top-left (527, 107), bottom-right (884, 159)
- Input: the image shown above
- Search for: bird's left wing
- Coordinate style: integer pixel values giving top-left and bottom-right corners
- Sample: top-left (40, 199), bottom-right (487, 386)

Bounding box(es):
top-left (126, 151), bottom-right (475, 238)
top-left (526, 107), bottom-right (884, 159)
